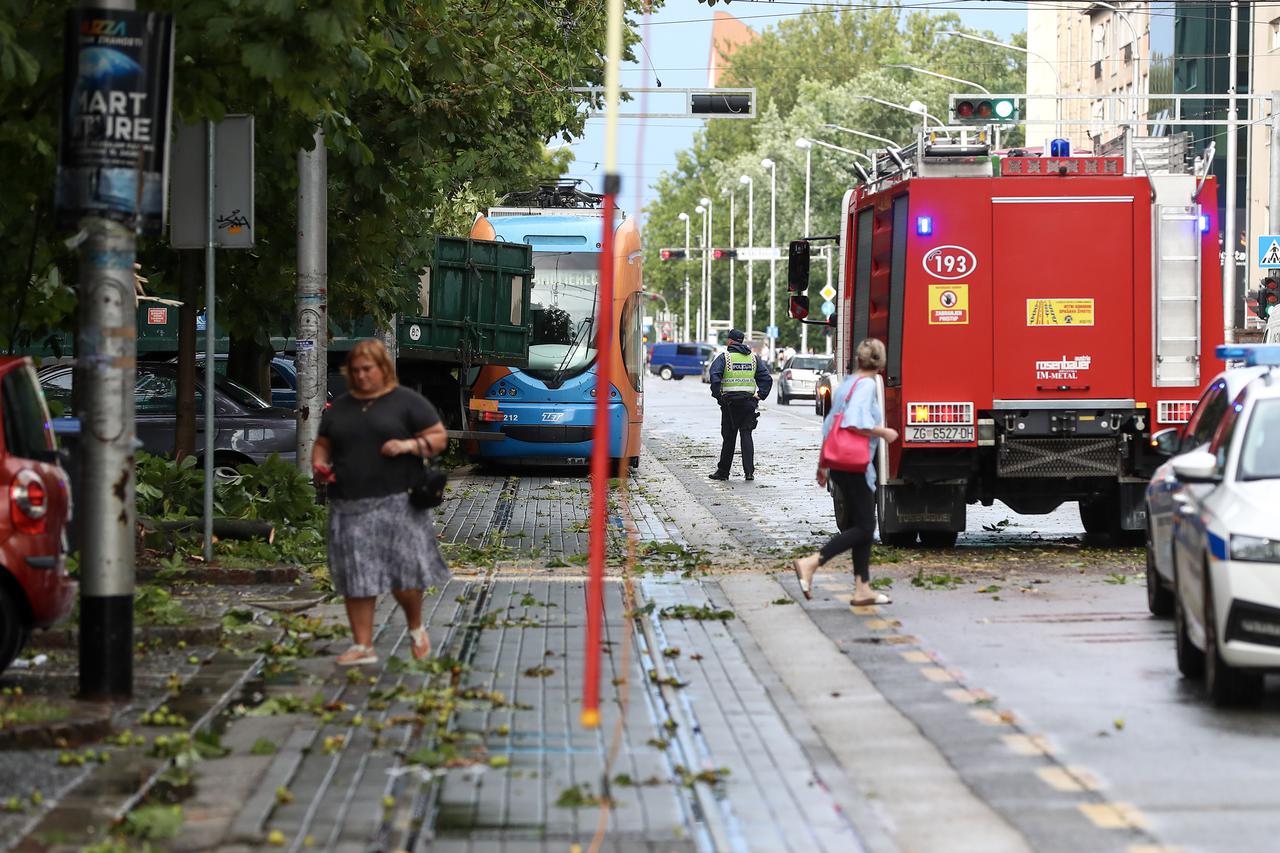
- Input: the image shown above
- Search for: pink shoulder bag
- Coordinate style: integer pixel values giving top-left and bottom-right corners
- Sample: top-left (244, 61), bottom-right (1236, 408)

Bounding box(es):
top-left (818, 377), bottom-right (872, 473)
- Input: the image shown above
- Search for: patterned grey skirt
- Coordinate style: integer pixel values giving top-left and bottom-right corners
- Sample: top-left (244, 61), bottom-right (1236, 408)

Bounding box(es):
top-left (327, 492), bottom-right (451, 598)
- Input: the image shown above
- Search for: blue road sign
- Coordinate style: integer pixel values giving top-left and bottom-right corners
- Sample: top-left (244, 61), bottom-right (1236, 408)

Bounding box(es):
top-left (765, 324), bottom-right (779, 338)
top-left (1258, 235), bottom-right (1280, 268)
top-left (821, 301), bottom-right (836, 317)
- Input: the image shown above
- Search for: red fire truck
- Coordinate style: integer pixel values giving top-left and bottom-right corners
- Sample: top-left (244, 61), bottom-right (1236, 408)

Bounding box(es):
top-left (801, 131), bottom-right (1222, 546)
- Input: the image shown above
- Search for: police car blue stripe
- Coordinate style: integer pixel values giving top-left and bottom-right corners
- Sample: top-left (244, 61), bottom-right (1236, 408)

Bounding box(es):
top-left (1208, 531), bottom-right (1229, 561)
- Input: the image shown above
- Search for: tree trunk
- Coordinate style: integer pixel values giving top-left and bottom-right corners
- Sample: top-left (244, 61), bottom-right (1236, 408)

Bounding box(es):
top-left (227, 329), bottom-right (272, 401)
top-left (174, 251), bottom-right (199, 459)
top-left (138, 516), bottom-right (275, 544)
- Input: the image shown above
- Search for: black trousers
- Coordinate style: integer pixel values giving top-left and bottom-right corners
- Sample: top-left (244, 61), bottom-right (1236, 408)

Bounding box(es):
top-left (819, 471), bottom-right (876, 581)
top-left (716, 396), bottom-right (757, 476)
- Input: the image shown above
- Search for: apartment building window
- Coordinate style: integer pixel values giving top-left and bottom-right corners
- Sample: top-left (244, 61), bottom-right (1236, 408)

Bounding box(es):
top-left (1271, 17), bottom-right (1280, 52)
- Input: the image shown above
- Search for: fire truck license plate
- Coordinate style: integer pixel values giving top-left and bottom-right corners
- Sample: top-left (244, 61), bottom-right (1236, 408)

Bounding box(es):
top-left (906, 425), bottom-right (974, 443)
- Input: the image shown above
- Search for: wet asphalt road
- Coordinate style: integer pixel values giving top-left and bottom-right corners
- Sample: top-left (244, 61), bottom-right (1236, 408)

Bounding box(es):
top-left (644, 373), bottom-right (1279, 853)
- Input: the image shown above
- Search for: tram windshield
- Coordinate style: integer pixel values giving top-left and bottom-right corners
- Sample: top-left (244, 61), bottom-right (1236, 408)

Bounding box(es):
top-left (527, 252), bottom-right (600, 382)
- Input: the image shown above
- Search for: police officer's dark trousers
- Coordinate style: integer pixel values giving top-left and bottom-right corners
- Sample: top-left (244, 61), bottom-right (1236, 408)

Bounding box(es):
top-left (716, 396), bottom-right (757, 477)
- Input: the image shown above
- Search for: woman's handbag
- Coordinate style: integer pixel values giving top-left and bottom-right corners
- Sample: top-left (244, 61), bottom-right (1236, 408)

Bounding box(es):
top-left (408, 438), bottom-right (448, 510)
top-left (818, 377), bottom-right (872, 473)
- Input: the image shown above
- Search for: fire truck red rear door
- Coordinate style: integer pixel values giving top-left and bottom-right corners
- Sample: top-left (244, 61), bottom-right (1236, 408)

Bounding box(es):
top-left (991, 196), bottom-right (1134, 402)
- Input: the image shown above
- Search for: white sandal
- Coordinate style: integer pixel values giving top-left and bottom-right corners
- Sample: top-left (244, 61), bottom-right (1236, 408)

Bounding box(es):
top-left (336, 644), bottom-right (378, 666)
top-left (410, 627), bottom-right (431, 661)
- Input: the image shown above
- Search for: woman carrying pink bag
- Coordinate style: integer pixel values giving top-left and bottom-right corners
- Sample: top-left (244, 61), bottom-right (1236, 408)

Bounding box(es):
top-left (794, 338), bottom-right (899, 606)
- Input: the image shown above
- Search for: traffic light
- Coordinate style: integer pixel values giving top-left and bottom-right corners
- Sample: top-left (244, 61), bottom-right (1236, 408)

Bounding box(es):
top-left (711, 248), bottom-right (737, 260)
top-left (690, 92), bottom-right (752, 116)
top-left (1254, 276), bottom-right (1280, 321)
top-left (789, 295), bottom-right (810, 320)
top-left (949, 95), bottom-right (1019, 125)
top-left (659, 248), bottom-right (686, 261)
top-left (787, 240), bottom-right (810, 293)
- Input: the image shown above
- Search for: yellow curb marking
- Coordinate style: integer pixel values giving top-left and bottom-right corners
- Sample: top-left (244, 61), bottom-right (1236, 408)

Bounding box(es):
top-left (969, 708), bottom-right (1016, 726)
top-left (881, 634), bottom-right (916, 645)
top-left (1079, 802), bottom-right (1148, 830)
top-left (900, 650), bottom-right (931, 664)
top-left (920, 666), bottom-right (955, 683)
top-left (850, 604), bottom-right (877, 615)
top-left (865, 619), bottom-right (902, 631)
top-left (944, 688), bottom-right (979, 704)
top-left (1037, 766), bottom-right (1102, 792)
top-left (1002, 734), bottom-right (1053, 756)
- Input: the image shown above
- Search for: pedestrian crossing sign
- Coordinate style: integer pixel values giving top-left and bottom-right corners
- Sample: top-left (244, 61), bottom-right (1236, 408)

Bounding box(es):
top-left (1258, 236), bottom-right (1280, 268)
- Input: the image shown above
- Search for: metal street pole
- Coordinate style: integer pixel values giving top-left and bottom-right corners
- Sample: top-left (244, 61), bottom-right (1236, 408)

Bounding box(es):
top-left (825, 250), bottom-right (833, 355)
top-left (1223, 0), bottom-right (1239, 344)
top-left (202, 121), bottom-right (216, 562)
top-left (762, 157), bottom-right (777, 360)
top-left (296, 127), bottom-right (328, 472)
top-left (695, 204), bottom-right (707, 342)
top-left (1271, 94), bottom-right (1280, 235)
top-left (727, 188), bottom-right (735, 331)
top-left (678, 212), bottom-right (690, 340)
top-left (77, 0), bottom-right (137, 701)
top-left (740, 174), bottom-right (755, 339)
top-left (701, 196), bottom-right (714, 341)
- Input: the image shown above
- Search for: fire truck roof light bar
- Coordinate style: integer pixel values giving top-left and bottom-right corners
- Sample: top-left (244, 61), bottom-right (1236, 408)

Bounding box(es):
top-left (1216, 345), bottom-right (1280, 367)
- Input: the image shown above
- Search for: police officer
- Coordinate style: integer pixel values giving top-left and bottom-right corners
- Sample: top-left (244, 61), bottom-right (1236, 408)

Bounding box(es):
top-left (708, 329), bottom-right (773, 481)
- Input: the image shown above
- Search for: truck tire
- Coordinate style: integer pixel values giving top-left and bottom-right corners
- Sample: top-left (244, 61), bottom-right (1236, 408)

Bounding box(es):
top-left (1078, 494), bottom-right (1119, 537)
top-left (659, 366), bottom-right (673, 380)
top-left (880, 530), bottom-right (918, 547)
top-left (919, 531), bottom-right (958, 548)
top-left (832, 485), bottom-right (854, 532)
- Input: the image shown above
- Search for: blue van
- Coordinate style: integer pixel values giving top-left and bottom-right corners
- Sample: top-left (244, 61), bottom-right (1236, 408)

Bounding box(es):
top-left (648, 342), bottom-right (714, 381)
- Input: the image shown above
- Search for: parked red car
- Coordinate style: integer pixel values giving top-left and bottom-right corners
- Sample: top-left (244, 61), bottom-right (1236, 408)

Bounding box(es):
top-left (0, 357), bottom-right (75, 673)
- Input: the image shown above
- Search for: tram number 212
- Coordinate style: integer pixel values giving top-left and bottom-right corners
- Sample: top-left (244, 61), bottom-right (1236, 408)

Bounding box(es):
top-left (922, 245), bottom-right (977, 280)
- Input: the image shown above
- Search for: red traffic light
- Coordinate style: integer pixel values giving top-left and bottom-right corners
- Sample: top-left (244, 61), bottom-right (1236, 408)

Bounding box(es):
top-left (789, 295), bottom-right (810, 320)
top-left (956, 100), bottom-right (974, 118)
top-left (712, 248), bottom-right (737, 260)
top-left (659, 248), bottom-right (686, 261)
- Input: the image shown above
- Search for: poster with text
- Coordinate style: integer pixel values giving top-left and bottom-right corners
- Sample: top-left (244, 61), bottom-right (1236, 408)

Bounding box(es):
top-left (56, 8), bottom-right (174, 234)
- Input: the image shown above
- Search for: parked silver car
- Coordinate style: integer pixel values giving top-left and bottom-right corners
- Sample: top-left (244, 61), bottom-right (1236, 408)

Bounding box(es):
top-left (776, 355), bottom-right (833, 405)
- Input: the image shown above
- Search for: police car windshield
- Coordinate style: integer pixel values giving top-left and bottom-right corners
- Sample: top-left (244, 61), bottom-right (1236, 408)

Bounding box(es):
top-left (1239, 399), bottom-right (1280, 481)
top-left (791, 357), bottom-right (831, 372)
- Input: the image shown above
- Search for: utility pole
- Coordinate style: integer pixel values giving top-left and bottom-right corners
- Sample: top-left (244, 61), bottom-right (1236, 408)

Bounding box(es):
top-left (1223, 0), bottom-right (1239, 344)
top-left (296, 128), bottom-right (328, 472)
top-left (801, 141), bottom-right (812, 355)
top-left (727, 189), bottom-right (735, 331)
top-left (202, 121), bottom-right (216, 562)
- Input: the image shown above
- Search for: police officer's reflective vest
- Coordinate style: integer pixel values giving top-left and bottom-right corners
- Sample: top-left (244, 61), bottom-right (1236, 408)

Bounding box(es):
top-left (721, 352), bottom-right (757, 395)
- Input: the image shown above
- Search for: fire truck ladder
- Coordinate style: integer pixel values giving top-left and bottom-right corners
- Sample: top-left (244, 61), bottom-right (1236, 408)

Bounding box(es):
top-left (1153, 202), bottom-right (1202, 386)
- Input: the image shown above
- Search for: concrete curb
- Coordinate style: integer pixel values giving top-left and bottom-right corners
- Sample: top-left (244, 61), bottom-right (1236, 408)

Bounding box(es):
top-left (719, 573), bottom-right (1033, 853)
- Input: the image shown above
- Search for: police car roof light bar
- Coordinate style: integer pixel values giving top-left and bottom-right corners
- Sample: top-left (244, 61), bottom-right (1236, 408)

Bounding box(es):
top-left (1215, 344), bottom-right (1280, 367)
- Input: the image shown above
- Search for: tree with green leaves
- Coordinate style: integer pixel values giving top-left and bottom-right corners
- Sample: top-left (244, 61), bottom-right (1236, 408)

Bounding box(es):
top-left (1, 0), bottom-right (652, 394)
top-left (645, 3), bottom-right (1024, 350)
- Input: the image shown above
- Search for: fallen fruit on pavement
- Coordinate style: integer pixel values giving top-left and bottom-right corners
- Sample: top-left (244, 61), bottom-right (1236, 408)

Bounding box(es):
top-left (267, 829), bottom-right (286, 846)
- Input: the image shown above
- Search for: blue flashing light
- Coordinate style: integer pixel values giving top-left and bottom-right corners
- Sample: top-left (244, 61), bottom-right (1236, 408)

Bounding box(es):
top-left (916, 216), bottom-right (933, 236)
top-left (1216, 344), bottom-right (1280, 367)
top-left (1199, 214), bottom-right (1210, 233)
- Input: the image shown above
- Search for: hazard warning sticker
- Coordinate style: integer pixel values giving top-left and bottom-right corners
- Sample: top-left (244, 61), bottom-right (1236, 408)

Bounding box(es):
top-left (929, 284), bottom-right (969, 325)
top-left (1026, 298), bottom-right (1095, 326)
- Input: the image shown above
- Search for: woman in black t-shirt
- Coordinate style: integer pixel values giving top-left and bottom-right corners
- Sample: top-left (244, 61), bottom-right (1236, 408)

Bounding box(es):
top-left (313, 339), bottom-right (451, 666)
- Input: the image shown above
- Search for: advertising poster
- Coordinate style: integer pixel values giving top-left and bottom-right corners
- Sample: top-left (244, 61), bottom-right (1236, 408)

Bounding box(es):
top-left (56, 8), bottom-right (175, 234)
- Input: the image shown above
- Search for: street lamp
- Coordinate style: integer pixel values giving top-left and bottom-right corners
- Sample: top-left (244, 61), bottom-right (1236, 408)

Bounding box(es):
top-left (883, 64), bottom-right (990, 94)
top-left (824, 124), bottom-right (901, 149)
top-left (851, 94), bottom-right (946, 131)
top-left (940, 30), bottom-right (1061, 123)
top-left (761, 157), bottom-right (777, 357)
top-left (695, 203), bottom-right (708, 343)
top-left (699, 195), bottom-right (712, 342)
top-left (739, 174), bottom-right (755, 338)
top-left (677, 212), bottom-right (691, 341)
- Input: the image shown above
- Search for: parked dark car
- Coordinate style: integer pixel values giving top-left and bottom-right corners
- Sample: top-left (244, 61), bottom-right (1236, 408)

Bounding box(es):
top-left (0, 357), bottom-right (75, 673)
top-left (38, 363), bottom-right (296, 468)
top-left (183, 355), bottom-right (304, 410)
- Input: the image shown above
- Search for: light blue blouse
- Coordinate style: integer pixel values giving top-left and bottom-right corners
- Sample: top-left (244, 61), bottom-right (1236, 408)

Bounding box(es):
top-left (821, 374), bottom-right (881, 490)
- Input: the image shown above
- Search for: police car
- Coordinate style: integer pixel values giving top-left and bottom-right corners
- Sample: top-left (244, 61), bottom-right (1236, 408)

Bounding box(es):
top-left (1144, 362), bottom-right (1272, 617)
top-left (1160, 345), bottom-right (1280, 705)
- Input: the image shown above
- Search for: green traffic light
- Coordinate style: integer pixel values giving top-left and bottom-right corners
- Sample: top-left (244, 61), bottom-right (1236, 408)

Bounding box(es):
top-left (994, 99), bottom-right (1015, 119)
